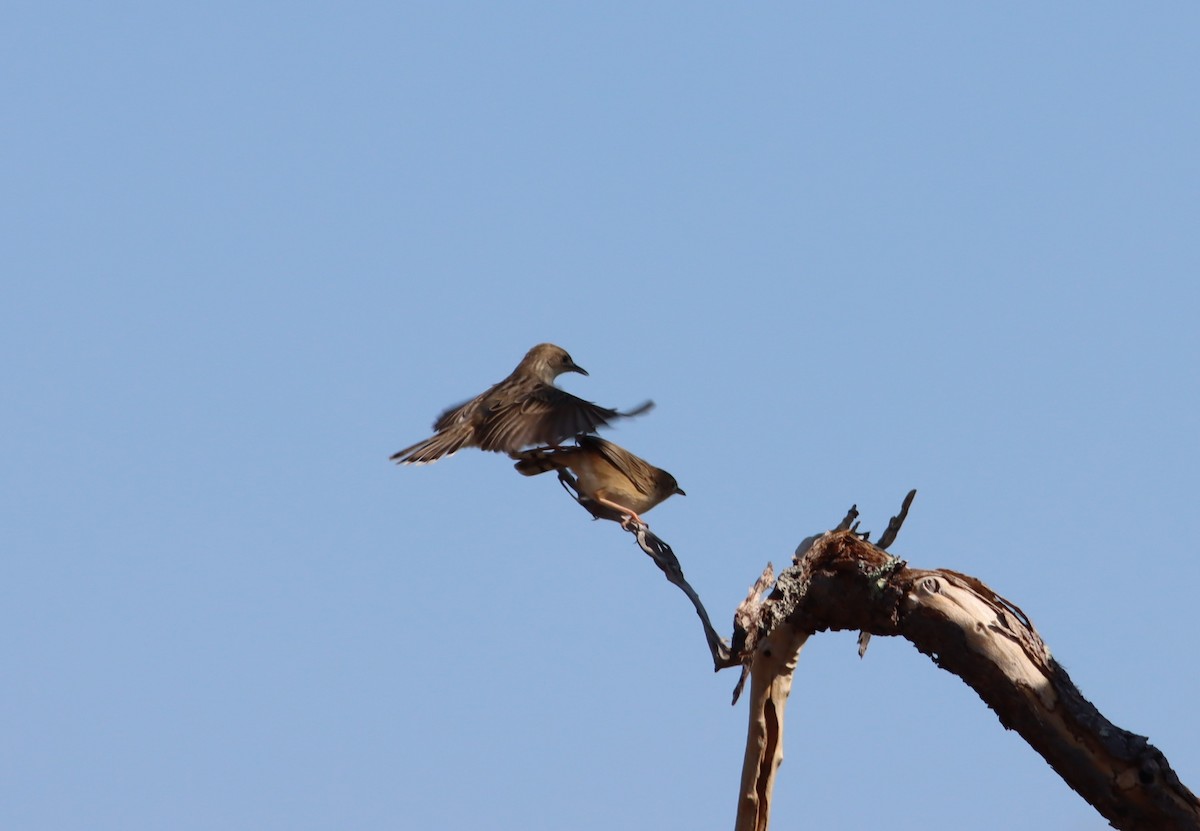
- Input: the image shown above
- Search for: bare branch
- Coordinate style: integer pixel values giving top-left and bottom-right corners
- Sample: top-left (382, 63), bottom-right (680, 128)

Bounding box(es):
top-left (876, 488), bottom-right (916, 549)
top-left (553, 466), bottom-right (733, 670)
top-left (733, 623), bottom-right (807, 831)
top-left (730, 565), bottom-right (775, 706)
top-left (629, 524), bottom-right (734, 671)
top-left (730, 501), bottom-right (1200, 831)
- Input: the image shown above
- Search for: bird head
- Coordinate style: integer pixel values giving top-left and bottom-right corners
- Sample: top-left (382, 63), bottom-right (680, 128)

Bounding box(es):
top-left (660, 471), bottom-right (685, 498)
top-left (523, 343), bottom-right (588, 383)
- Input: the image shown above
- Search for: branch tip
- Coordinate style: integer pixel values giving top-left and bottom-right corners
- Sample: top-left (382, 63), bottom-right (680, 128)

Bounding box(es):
top-left (836, 504), bottom-right (859, 531)
top-left (876, 488), bottom-right (917, 550)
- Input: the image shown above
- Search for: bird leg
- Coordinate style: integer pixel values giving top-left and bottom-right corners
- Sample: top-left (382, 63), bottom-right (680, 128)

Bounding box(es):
top-left (594, 496), bottom-right (646, 530)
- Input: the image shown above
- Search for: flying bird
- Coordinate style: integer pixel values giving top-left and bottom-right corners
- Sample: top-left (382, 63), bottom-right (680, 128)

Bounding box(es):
top-left (512, 434), bottom-right (685, 528)
top-left (390, 343), bottom-right (652, 465)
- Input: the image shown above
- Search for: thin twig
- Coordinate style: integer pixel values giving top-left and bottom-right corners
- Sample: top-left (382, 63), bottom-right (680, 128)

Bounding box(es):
top-left (631, 524), bottom-right (734, 671)
top-left (554, 467), bottom-right (733, 670)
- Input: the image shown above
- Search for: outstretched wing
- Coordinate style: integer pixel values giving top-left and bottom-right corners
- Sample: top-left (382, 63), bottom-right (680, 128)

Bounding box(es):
top-left (389, 425), bottom-right (474, 464)
top-left (477, 386), bottom-right (651, 453)
top-left (431, 393), bottom-right (483, 432)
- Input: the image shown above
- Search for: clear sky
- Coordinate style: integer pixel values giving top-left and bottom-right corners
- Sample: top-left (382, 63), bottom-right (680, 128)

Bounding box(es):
top-left (4, 3), bottom-right (1197, 830)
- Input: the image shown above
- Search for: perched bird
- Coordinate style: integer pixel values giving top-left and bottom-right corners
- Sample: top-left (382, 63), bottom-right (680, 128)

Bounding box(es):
top-left (391, 343), bottom-right (653, 465)
top-left (512, 434), bottom-right (685, 528)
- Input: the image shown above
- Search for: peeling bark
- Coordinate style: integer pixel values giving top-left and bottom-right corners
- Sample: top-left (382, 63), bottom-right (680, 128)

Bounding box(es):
top-left (729, 504), bottom-right (1199, 831)
top-left (734, 621), bottom-right (807, 831)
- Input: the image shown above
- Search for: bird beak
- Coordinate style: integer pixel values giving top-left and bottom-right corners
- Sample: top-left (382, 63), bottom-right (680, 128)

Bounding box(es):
top-left (675, 487), bottom-right (687, 496)
top-left (568, 361), bottom-right (588, 376)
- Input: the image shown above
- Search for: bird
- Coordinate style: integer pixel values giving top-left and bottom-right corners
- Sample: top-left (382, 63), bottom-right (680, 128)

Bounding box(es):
top-left (390, 343), bottom-right (653, 465)
top-left (512, 434), bottom-right (685, 528)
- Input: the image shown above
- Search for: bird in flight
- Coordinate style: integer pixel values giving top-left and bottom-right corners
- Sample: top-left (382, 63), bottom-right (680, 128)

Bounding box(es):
top-left (390, 343), bottom-right (652, 465)
top-left (512, 434), bottom-right (684, 529)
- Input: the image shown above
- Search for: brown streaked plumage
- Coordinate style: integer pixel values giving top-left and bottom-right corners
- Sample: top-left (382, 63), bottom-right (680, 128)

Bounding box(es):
top-left (512, 434), bottom-right (685, 528)
top-left (390, 343), bottom-right (653, 465)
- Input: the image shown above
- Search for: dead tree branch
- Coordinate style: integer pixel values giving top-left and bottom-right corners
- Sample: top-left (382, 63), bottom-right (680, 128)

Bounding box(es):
top-left (730, 495), bottom-right (1200, 831)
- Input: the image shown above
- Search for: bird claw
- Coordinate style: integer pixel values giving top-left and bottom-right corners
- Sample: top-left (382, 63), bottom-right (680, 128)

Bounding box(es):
top-left (621, 515), bottom-right (648, 532)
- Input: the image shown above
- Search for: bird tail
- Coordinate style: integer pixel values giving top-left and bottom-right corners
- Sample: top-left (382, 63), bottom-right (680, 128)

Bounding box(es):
top-left (390, 430), bottom-right (470, 465)
top-left (511, 447), bottom-right (568, 476)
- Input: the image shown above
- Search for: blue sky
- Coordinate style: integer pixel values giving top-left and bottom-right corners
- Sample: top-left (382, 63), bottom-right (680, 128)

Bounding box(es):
top-left (3, 3), bottom-right (1197, 829)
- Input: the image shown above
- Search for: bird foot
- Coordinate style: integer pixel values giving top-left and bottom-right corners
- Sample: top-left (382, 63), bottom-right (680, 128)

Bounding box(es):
top-left (621, 514), bottom-right (648, 531)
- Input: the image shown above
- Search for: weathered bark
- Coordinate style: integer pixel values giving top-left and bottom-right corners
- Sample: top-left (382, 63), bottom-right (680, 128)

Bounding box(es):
top-left (730, 507), bottom-right (1200, 831)
top-left (734, 618), bottom-right (807, 831)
